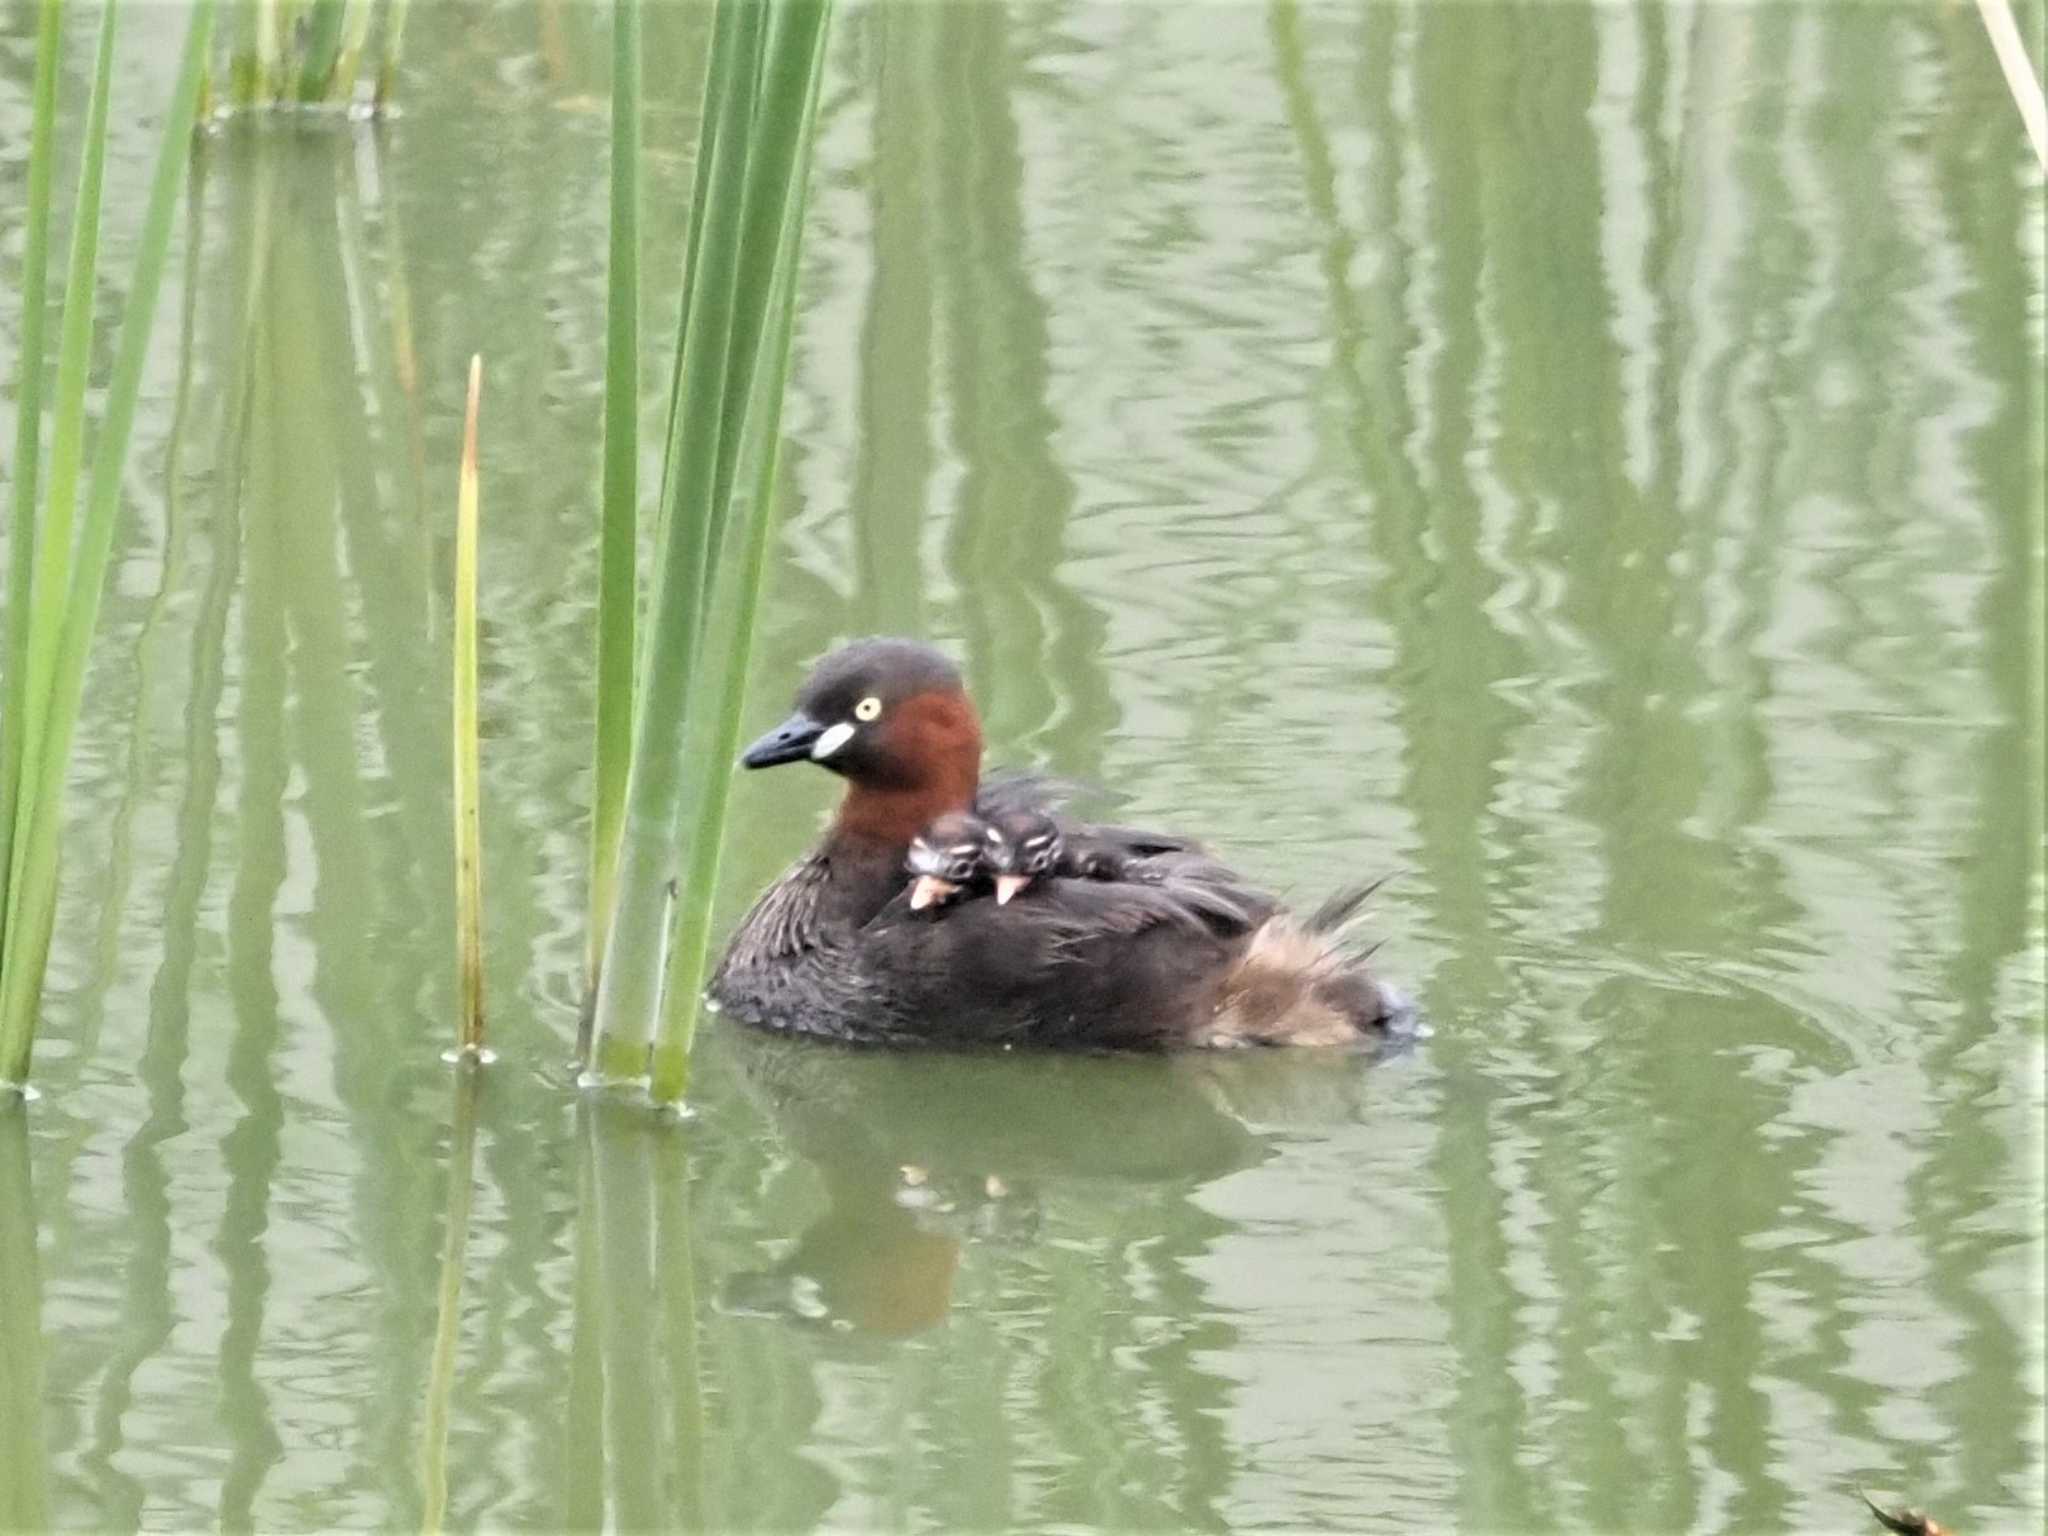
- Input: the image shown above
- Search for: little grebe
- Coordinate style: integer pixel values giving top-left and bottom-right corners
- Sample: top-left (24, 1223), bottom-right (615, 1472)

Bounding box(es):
top-left (709, 638), bottom-right (1411, 1049)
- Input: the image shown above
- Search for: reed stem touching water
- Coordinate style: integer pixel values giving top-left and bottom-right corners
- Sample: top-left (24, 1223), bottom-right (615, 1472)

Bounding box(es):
top-left (223, 0), bottom-right (389, 110)
top-left (583, 0), bottom-right (643, 1061)
top-left (582, 0), bottom-right (834, 1103)
top-left (376, 0), bottom-right (414, 110)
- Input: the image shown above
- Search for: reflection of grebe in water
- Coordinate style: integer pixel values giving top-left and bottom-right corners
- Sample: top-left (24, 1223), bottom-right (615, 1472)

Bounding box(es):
top-left (717, 1031), bottom-right (1407, 1337)
top-left (719, 1158), bottom-right (1037, 1339)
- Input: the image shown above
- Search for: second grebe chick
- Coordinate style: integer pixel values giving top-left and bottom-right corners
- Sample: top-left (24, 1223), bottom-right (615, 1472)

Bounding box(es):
top-left (905, 811), bottom-right (991, 911)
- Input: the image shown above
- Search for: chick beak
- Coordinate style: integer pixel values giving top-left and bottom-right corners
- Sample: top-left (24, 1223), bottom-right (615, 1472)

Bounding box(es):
top-left (995, 874), bottom-right (1031, 906)
top-left (909, 876), bottom-right (956, 911)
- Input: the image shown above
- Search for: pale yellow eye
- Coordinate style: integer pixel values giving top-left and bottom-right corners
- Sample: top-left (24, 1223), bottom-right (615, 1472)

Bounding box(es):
top-left (854, 696), bottom-right (882, 722)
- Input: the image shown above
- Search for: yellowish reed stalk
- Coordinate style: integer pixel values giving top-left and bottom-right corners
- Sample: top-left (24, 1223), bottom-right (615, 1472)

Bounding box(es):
top-left (452, 356), bottom-right (487, 1060)
top-left (330, 0), bottom-right (377, 99)
top-left (376, 0), bottom-right (412, 110)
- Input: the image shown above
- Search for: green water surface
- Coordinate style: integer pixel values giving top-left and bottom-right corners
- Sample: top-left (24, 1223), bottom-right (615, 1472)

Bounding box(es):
top-left (1, 1), bottom-right (2042, 1530)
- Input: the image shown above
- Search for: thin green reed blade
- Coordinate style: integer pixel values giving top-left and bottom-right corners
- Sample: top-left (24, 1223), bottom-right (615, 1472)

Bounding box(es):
top-left (651, 0), bottom-right (833, 1105)
top-left (653, 0), bottom-right (735, 542)
top-left (703, 0), bottom-right (830, 565)
top-left (0, 0), bottom-right (64, 967)
top-left (0, 0), bottom-right (219, 1087)
top-left (585, 0), bottom-right (643, 1036)
top-left (640, 0), bottom-right (764, 735)
top-left (6, 0), bottom-right (121, 931)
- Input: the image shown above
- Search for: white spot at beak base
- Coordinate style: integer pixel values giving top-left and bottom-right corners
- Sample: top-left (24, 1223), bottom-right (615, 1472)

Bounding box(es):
top-left (811, 721), bottom-right (855, 760)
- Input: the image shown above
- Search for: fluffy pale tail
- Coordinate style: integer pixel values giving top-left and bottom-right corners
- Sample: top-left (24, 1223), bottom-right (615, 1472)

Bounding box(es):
top-left (1195, 879), bottom-right (1402, 1048)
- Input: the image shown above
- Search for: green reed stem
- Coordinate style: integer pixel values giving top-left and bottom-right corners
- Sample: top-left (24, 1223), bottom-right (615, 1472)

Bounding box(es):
top-left (586, 0), bottom-right (764, 1082)
top-left (650, 0), bottom-right (832, 1105)
top-left (588, 0), bottom-right (832, 1098)
top-left (295, 0), bottom-right (347, 101)
top-left (703, 1), bottom-right (830, 551)
top-left (584, 0), bottom-right (643, 1055)
top-left (0, 0), bottom-right (63, 964)
top-left (0, 0), bottom-right (219, 1089)
top-left (653, 1), bottom-right (736, 547)
top-left (7, 0), bottom-right (120, 929)
top-left (452, 358), bottom-right (487, 1056)
top-left (655, 0), bottom-right (764, 679)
